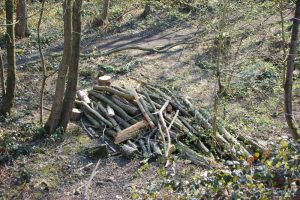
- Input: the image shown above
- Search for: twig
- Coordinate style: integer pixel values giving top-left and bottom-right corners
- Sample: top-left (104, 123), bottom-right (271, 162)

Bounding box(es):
top-left (81, 119), bottom-right (95, 139)
top-left (157, 100), bottom-right (171, 158)
top-left (81, 159), bottom-right (101, 200)
top-left (167, 110), bottom-right (179, 131)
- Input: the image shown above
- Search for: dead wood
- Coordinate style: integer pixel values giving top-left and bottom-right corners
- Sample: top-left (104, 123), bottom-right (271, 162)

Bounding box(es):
top-left (89, 91), bottom-right (138, 124)
top-left (134, 90), bottom-right (155, 128)
top-left (93, 86), bottom-right (135, 102)
top-left (114, 120), bottom-right (149, 144)
top-left (71, 108), bottom-right (83, 121)
top-left (98, 75), bottom-right (111, 86)
top-left (77, 90), bottom-right (91, 104)
top-left (76, 100), bottom-right (113, 127)
top-left (111, 95), bottom-right (139, 115)
top-left (114, 114), bottom-right (131, 129)
top-left (150, 141), bottom-right (163, 156)
top-left (177, 142), bottom-right (211, 166)
top-left (121, 144), bottom-right (138, 158)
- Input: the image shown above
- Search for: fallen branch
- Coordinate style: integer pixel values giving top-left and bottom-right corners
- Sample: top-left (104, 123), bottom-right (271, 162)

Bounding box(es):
top-left (157, 100), bottom-right (171, 158)
top-left (114, 120), bottom-right (149, 144)
top-left (82, 159), bottom-right (101, 200)
top-left (134, 90), bottom-right (155, 128)
top-left (50, 37), bottom-right (197, 58)
top-left (93, 86), bottom-right (135, 102)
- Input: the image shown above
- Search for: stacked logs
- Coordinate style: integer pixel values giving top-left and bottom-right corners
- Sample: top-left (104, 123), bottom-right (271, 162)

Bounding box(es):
top-left (74, 77), bottom-right (267, 165)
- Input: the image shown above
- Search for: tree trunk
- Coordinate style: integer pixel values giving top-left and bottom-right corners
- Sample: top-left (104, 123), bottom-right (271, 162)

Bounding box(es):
top-left (0, 0), bottom-right (16, 116)
top-left (0, 53), bottom-right (5, 98)
top-left (44, 0), bottom-right (72, 134)
top-left (284, 0), bottom-right (300, 142)
top-left (141, 3), bottom-right (151, 18)
top-left (15, 0), bottom-right (28, 38)
top-left (60, 0), bottom-right (82, 130)
top-left (101, 0), bottom-right (110, 23)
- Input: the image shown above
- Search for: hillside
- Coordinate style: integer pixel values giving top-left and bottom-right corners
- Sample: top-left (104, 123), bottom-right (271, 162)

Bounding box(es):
top-left (0, 1), bottom-right (299, 199)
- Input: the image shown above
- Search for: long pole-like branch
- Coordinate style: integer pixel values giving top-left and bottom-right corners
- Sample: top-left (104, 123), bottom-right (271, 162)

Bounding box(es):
top-left (284, 0), bottom-right (300, 142)
top-left (38, 0), bottom-right (46, 125)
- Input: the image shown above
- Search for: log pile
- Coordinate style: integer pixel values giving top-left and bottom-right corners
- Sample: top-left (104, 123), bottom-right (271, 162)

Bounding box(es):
top-left (74, 77), bottom-right (265, 166)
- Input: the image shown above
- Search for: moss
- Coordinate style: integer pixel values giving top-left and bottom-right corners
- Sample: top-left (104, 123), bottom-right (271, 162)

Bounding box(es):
top-left (40, 164), bottom-right (59, 189)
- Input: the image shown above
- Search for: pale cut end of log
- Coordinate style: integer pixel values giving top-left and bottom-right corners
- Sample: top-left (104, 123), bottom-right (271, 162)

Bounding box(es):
top-left (98, 75), bottom-right (111, 86)
top-left (71, 108), bottom-right (83, 121)
top-left (114, 120), bottom-right (149, 144)
top-left (121, 144), bottom-right (138, 158)
top-left (107, 105), bottom-right (115, 117)
top-left (77, 90), bottom-right (91, 104)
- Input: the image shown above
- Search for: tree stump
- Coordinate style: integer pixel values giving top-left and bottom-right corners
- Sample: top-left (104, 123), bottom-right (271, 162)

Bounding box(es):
top-left (98, 75), bottom-right (111, 86)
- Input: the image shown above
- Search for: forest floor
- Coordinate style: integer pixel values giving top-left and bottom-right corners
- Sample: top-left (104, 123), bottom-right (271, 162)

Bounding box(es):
top-left (0, 1), bottom-right (300, 200)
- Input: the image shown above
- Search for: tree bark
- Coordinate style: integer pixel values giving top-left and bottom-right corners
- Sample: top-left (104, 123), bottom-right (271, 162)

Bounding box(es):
top-left (0, 0), bottom-right (16, 116)
top-left (0, 53), bottom-right (5, 98)
top-left (60, 0), bottom-right (83, 130)
top-left (15, 0), bottom-right (28, 38)
top-left (284, 0), bottom-right (300, 142)
top-left (44, 0), bottom-right (72, 134)
top-left (141, 3), bottom-right (151, 18)
top-left (101, 0), bottom-right (110, 23)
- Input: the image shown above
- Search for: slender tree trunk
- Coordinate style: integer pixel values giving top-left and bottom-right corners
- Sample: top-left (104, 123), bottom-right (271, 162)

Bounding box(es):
top-left (141, 3), bottom-right (151, 18)
top-left (0, 52), bottom-right (5, 98)
top-left (38, 0), bottom-right (46, 125)
top-left (284, 0), bottom-right (300, 142)
top-left (0, 0), bottom-right (16, 116)
top-left (44, 0), bottom-right (72, 134)
top-left (15, 0), bottom-right (28, 38)
top-left (101, 0), bottom-right (110, 23)
top-left (60, 0), bottom-right (82, 129)
top-left (280, 0), bottom-right (287, 87)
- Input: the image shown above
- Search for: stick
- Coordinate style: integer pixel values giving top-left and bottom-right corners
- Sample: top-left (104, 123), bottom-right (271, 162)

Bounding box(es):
top-left (95, 101), bottom-right (121, 132)
top-left (167, 110), bottom-right (179, 131)
top-left (77, 100), bottom-right (113, 127)
top-left (134, 90), bottom-right (155, 128)
top-left (111, 95), bottom-right (139, 115)
top-left (81, 119), bottom-right (96, 139)
top-left (82, 159), bottom-right (101, 200)
top-left (89, 91), bottom-right (138, 124)
top-left (157, 100), bottom-right (171, 158)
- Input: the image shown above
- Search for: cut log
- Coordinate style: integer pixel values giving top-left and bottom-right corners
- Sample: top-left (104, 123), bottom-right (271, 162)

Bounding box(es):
top-left (89, 91), bottom-right (138, 124)
top-left (127, 140), bottom-right (138, 151)
top-left (121, 144), bottom-right (138, 158)
top-left (107, 105), bottom-right (115, 117)
top-left (177, 142), bottom-right (211, 166)
top-left (150, 141), bottom-right (163, 156)
top-left (217, 125), bottom-right (253, 162)
top-left (111, 95), bottom-right (139, 115)
top-left (133, 90), bottom-right (155, 128)
top-left (98, 75), bottom-right (111, 86)
top-left (183, 98), bottom-right (211, 130)
top-left (114, 114), bottom-right (131, 129)
top-left (114, 120), bottom-right (149, 144)
top-left (76, 100), bottom-right (113, 128)
top-left (93, 86), bottom-right (135, 102)
top-left (77, 90), bottom-right (91, 104)
top-left (84, 113), bottom-right (101, 128)
top-left (96, 101), bottom-right (121, 132)
top-left (138, 139), bottom-right (150, 158)
top-left (71, 108), bottom-right (83, 121)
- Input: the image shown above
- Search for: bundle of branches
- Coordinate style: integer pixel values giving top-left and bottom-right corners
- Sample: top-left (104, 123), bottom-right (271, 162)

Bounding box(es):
top-left (75, 77), bottom-right (267, 166)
